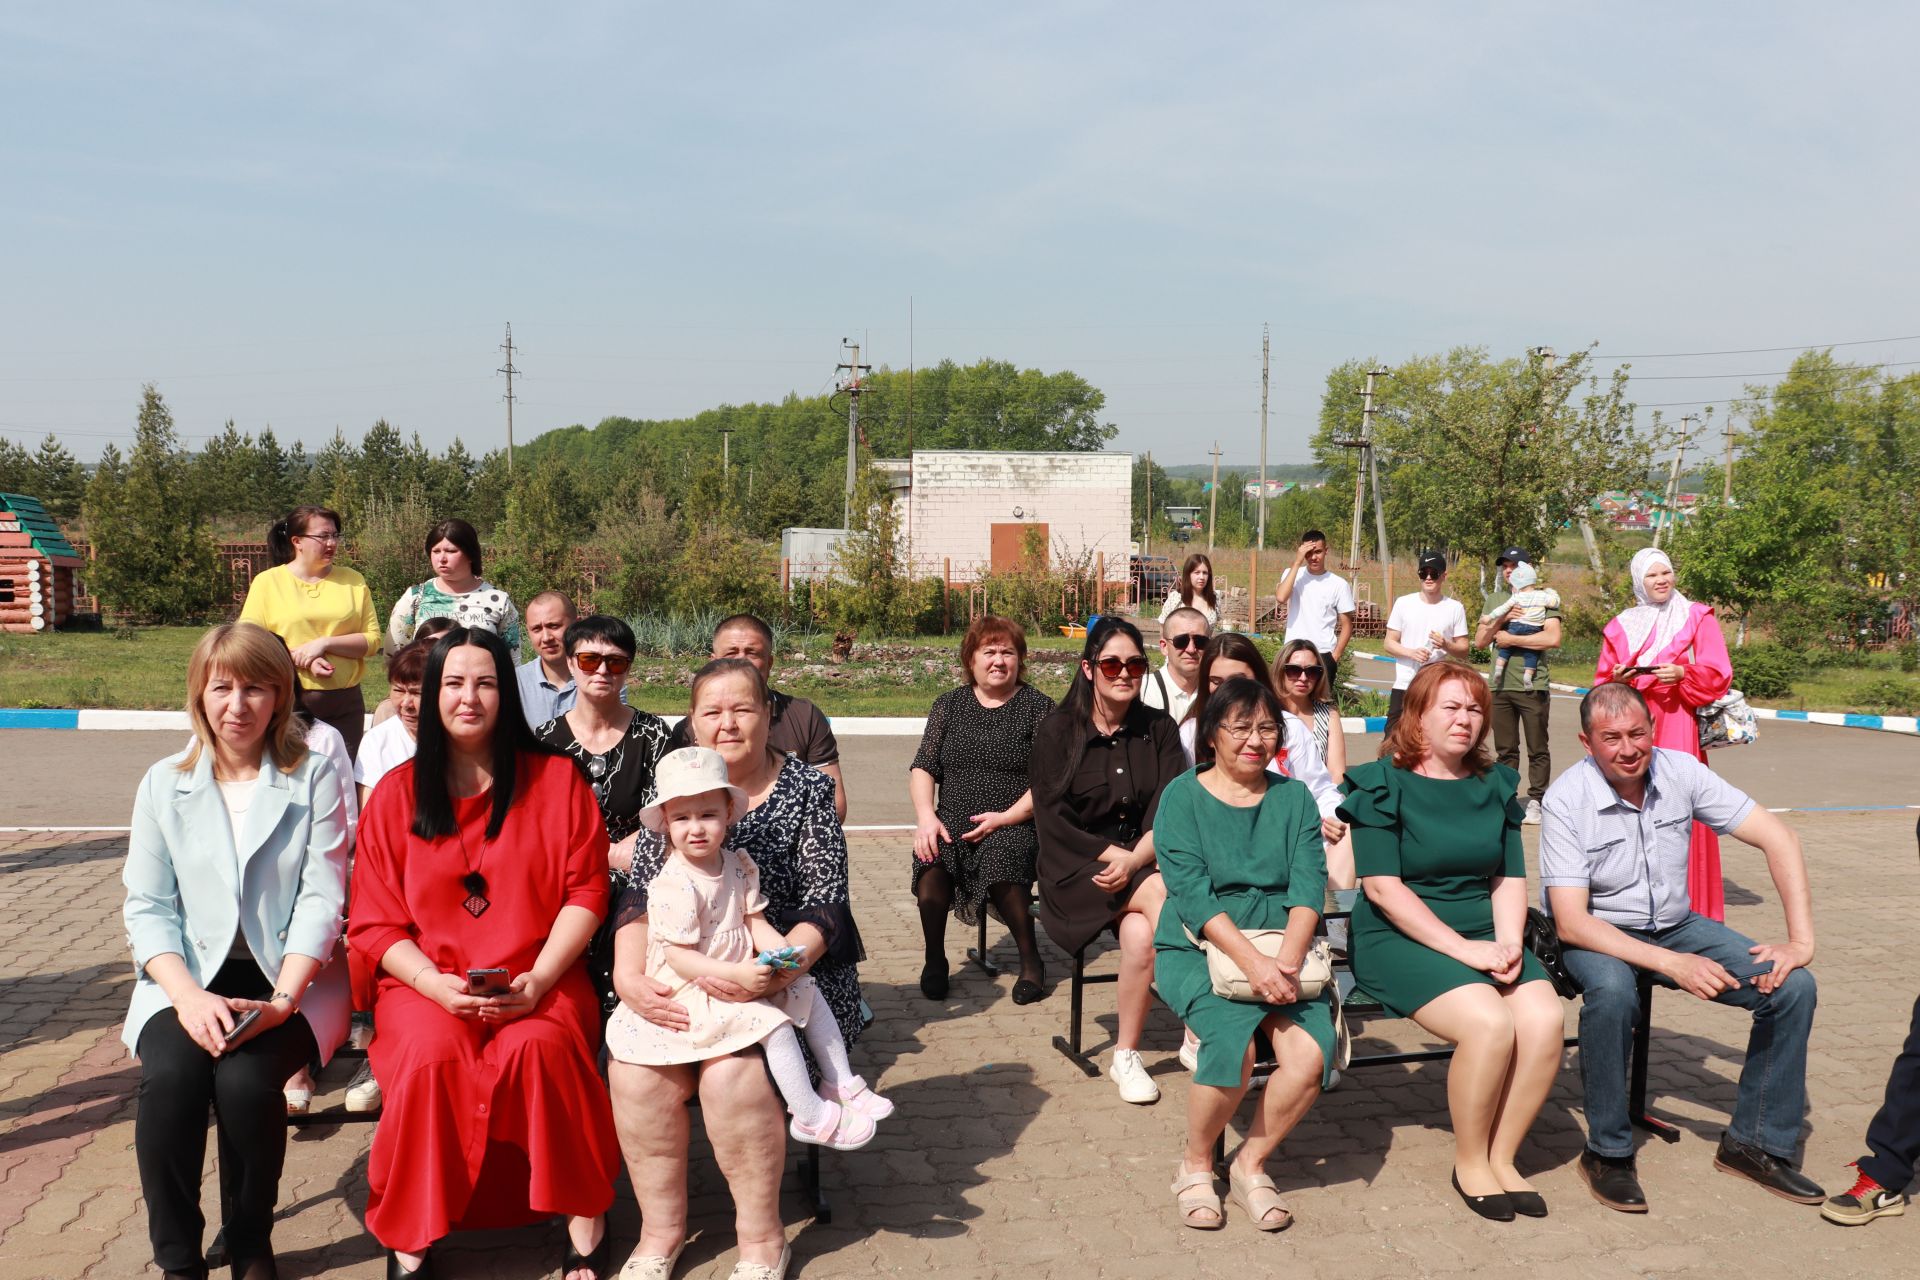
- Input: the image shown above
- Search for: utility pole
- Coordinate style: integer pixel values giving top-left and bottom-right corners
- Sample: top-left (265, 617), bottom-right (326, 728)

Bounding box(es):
top-left (1144, 450), bottom-right (1153, 558)
top-left (1653, 414), bottom-right (1697, 550)
top-left (1723, 410), bottom-right (1737, 503)
top-left (1534, 346), bottom-right (1605, 576)
top-left (1207, 440), bottom-right (1221, 552)
top-left (1342, 366), bottom-right (1391, 566)
top-left (718, 425), bottom-right (734, 479)
top-left (497, 324), bottom-right (518, 473)
top-left (836, 339), bottom-right (871, 528)
top-left (1257, 324), bottom-right (1270, 551)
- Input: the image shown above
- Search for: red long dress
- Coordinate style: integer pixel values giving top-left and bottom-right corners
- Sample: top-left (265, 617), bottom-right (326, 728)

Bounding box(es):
top-left (1595, 602), bottom-right (1734, 921)
top-left (349, 752), bottom-right (619, 1253)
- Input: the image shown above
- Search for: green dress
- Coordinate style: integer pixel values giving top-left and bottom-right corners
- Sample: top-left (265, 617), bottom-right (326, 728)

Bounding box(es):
top-left (1337, 760), bottom-right (1545, 1018)
top-left (1152, 768), bottom-right (1336, 1089)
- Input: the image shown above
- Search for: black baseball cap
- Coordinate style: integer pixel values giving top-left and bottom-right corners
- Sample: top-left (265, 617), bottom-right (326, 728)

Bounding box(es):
top-left (1416, 550), bottom-right (1447, 576)
top-left (1497, 546), bottom-right (1528, 565)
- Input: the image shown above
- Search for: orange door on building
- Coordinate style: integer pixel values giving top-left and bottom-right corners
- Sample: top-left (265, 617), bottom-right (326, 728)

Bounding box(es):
top-left (989, 522), bottom-right (1049, 573)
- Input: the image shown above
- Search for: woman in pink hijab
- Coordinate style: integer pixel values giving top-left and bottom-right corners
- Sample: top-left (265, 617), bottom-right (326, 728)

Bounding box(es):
top-left (1594, 547), bottom-right (1735, 919)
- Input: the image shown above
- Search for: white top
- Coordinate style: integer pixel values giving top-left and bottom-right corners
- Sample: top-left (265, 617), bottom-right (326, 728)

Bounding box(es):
top-left (1384, 591), bottom-right (1470, 690)
top-left (1158, 590), bottom-right (1219, 625)
top-left (355, 715), bottom-right (418, 794)
top-left (1282, 570), bottom-right (1355, 652)
top-left (1140, 665), bottom-right (1201, 724)
top-left (216, 777), bottom-right (254, 957)
top-left (1176, 710), bottom-right (1340, 819)
top-left (184, 719), bottom-right (360, 848)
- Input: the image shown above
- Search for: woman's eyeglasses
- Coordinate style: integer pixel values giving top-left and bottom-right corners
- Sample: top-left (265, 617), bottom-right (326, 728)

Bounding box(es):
top-left (1280, 663), bottom-right (1323, 683)
top-left (1220, 721), bottom-right (1280, 743)
top-left (572, 652), bottom-right (633, 675)
top-left (1166, 633), bottom-right (1205, 651)
top-left (295, 531), bottom-right (341, 545)
top-left (1093, 656), bottom-right (1150, 679)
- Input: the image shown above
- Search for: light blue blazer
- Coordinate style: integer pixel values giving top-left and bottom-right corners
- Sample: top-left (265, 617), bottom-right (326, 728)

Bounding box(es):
top-left (121, 743), bottom-right (352, 1061)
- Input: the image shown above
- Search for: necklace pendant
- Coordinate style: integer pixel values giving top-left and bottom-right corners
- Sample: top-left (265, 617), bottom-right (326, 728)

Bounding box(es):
top-left (462, 892), bottom-right (491, 919)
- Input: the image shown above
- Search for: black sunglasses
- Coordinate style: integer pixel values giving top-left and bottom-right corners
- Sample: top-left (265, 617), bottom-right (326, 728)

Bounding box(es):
top-left (1417, 569), bottom-right (1443, 580)
top-left (1093, 655), bottom-right (1150, 679)
top-left (572, 652), bottom-right (633, 675)
top-left (1166, 633), bottom-right (1205, 651)
top-left (1280, 663), bottom-right (1323, 682)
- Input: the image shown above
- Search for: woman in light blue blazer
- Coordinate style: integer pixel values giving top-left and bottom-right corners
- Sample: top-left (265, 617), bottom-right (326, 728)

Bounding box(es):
top-left (122, 622), bottom-right (351, 1280)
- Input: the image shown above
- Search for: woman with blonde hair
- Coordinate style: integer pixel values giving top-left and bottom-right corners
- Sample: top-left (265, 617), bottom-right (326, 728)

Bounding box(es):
top-left (122, 622), bottom-right (352, 1279)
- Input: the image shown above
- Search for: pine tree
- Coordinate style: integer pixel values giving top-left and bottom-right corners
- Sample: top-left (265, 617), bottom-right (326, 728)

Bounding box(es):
top-left (0, 437), bottom-right (34, 494)
top-left (83, 385), bottom-right (223, 622)
top-left (27, 435), bottom-right (86, 518)
top-left (255, 426), bottom-right (296, 517)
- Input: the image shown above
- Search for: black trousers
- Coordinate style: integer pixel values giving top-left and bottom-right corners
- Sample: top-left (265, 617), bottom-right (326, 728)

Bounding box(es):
top-left (1386, 688), bottom-right (1406, 734)
top-left (1319, 650), bottom-right (1340, 698)
top-left (298, 684), bottom-right (365, 761)
top-left (1491, 689), bottom-right (1551, 800)
top-left (134, 957), bottom-right (317, 1275)
top-left (1860, 992), bottom-right (1920, 1192)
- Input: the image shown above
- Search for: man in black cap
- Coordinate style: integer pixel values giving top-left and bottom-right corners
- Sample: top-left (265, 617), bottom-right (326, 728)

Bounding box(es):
top-left (1474, 546), bottom-right (1559, 823)
top-left (1382, 549), bottom-right (1468, 732)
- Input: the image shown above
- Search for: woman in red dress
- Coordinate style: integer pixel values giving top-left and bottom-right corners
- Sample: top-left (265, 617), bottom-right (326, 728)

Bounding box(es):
top-left (1594, 547), bottom-right (1735, 920)
top-left (350, 627), bottom-right (620, 1280)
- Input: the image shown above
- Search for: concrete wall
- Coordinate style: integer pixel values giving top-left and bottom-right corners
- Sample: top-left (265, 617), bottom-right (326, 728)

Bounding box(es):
top-left (907, 450), bottom-right (1132, 578)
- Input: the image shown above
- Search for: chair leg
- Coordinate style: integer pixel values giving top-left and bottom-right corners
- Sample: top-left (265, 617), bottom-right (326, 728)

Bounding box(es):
top-left (800, 1142), bottom-right (830, 1223)
top-left (966, 911), bottom-right (1000, 977)
top-left (1051, 949), bottom-right (1101, 1077)
top-left (1629, 970), bottom-right (1680, 1143)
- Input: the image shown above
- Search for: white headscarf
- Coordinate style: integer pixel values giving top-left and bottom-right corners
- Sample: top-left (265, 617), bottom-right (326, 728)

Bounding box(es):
top-left (1616, 547), bottom-right (1693, 659)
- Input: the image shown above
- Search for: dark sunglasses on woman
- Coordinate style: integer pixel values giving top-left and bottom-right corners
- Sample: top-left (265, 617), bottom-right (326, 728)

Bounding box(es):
top-left (1280, 663), bottom-right (1323, 683)
top-left (571, 652), bottom-right (633, 675)
top-left (1093, 655), bottom-right (1150, 679)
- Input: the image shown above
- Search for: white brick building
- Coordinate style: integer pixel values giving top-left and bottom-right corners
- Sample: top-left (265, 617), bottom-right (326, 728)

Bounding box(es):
top-left (900, 450), bottom-right (1132, 579)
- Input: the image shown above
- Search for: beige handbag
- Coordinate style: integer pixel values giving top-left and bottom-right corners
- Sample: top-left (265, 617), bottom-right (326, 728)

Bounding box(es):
top-left (1186, 926), bottom-right (1334, 1003)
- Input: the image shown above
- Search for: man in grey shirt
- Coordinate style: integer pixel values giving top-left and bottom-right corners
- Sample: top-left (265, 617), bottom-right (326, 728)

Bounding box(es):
top-left (1542, 682), bottom-right (1821, 1214)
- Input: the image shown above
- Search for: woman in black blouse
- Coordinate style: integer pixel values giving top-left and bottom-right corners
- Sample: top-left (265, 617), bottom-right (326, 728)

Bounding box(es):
top-left (1031, 617), bottom-right (1189, 1105)
top-left (911, 615), bottom-right (1054, 1004)
top-left (533, 614), bottom-right (671, 1014)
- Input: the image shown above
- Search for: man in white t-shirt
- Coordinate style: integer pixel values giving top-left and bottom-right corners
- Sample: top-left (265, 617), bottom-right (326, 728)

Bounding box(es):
top-left (1382, 549), bottom-right (1470, 730)
top-left (1274, 528), bottom-right (1356, 692)
top-left (1139, 606), bottom-right (1209, 724)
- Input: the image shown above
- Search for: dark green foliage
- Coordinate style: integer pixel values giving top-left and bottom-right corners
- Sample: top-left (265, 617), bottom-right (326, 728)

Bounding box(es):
top-left (1729, 646), bottom-right (1798, 700)
top-left (82, 386), bottom-right (222, 623)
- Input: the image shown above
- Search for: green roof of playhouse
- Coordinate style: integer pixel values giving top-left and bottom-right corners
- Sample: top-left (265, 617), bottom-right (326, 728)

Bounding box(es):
top-left (0, 493), bottom-right (83, 561)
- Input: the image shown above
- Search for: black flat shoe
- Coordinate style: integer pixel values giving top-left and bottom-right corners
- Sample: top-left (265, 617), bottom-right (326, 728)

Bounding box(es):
top-left (1713, 1132), bottom-right (1826, 1205)
top-left (386, 1251), bottom-right (431, 1279)
top-left (1011, 977), bottom-right (1046, 1004)
top-left (1452, 1170), bottom-right (1515, 1222)
top-left (563, 1219), bottom-right (612, 1280)
top-left (1578, 1149), bottom-right (1647, 1213)
top-left (920, 958), bottom-right (950, 1001)
top-left (1506, 1190), bottom-right (1548, 1218)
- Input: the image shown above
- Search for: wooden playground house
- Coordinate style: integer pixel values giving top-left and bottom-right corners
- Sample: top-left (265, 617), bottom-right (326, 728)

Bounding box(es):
top-left (0, 493), bottom-right (84, 632)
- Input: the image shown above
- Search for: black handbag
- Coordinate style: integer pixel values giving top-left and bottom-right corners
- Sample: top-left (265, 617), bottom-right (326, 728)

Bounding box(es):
top-left (1524, 908), bottom-right (1583, 1000)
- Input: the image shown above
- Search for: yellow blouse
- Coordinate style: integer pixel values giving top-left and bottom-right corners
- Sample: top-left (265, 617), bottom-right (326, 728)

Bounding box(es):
top-left (238, 564), bottom-right (382, 691)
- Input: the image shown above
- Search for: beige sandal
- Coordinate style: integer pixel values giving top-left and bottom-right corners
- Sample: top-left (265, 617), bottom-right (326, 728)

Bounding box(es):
top-left (1228, 1168), bottom-right (1293, 1232)
top-left (1171, 1169), bottom-right (1224, 1230)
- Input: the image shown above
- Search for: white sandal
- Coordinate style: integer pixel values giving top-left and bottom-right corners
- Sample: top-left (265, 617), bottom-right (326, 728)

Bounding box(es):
top-left (1172, 1169), bottom-right (1224, 1230)
top-left (1228, 1168), bottom-right (1293, 1232)
top-left (617, 1240), bottom-right (686, 1279)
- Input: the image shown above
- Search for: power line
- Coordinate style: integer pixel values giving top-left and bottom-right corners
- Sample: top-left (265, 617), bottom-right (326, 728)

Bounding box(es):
top-left (1593, 333), bottom-right (1920, 360)
top-left (1607, 359), bottom-right (1920, 383)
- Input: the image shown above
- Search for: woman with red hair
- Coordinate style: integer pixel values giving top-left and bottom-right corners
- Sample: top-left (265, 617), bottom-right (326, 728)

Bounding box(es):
top-left (1338, 662), bottom-right (1562, 1222)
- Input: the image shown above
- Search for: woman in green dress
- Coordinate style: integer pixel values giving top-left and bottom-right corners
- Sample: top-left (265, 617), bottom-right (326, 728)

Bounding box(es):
top-left (1338, 662), bottom-right (1563, 1222)
top-left (1156, 676), bottom-right (1333, 1234)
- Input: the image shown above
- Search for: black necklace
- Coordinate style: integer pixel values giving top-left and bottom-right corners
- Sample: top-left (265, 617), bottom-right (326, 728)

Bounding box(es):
top-left (454, 823), bottom-right (491, 918)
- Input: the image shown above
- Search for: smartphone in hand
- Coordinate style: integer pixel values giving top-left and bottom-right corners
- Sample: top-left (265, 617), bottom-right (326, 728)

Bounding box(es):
top-left (223, 1008), bottom-right (262, 1046)
top-left (466, 967), bottom-right (511, 996)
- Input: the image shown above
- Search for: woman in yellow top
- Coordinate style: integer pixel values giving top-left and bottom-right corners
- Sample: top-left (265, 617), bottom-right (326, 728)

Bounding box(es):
top-left (239, 505), bottom-right (381, 760)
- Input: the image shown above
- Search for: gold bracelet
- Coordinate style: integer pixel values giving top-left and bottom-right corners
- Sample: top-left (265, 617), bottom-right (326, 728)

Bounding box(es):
top-left (410, 961), bottom-right (436, 990)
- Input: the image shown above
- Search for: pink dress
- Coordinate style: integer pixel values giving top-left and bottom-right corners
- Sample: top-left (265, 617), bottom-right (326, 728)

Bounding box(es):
top-left (1595, 602), bottom-right (1734, 921)
top-left (605, 847), bottom-right (816, 1065)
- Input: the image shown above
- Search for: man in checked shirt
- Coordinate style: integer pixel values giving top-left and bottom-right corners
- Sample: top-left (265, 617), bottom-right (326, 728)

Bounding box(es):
top-left (1542, 682), bottom-right (1821, 1214)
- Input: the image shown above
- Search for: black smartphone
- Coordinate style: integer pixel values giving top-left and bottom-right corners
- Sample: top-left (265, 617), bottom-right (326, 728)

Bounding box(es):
top-left (223, 1008), bottom-right (261, 1046)
top-left (466, 967), bottom-right (511, 996)
top-left (1615, 664), bottom-right (1655, 677)
top-left (1726, 959), bottom-right (1775, 982)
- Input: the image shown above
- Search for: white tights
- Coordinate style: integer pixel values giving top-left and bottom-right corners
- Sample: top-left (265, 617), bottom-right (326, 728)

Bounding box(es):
top-left (762, 982), bottom-right (853, 1127)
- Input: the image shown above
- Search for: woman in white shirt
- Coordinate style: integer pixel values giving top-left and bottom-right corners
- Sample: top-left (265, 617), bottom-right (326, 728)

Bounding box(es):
top-left (1158, 553), bottom-right (1220, 626)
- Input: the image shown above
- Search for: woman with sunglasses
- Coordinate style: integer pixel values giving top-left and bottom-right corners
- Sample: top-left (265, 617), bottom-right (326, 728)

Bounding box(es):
top-left (240, 505), bottom-right (382, 760)
top-left (534, 615), bottom-right (672, 1015)
top-left (1030, 617), bottom-right (1189, 1104)
top-left (1274, 638), bottom-right (1347, 788)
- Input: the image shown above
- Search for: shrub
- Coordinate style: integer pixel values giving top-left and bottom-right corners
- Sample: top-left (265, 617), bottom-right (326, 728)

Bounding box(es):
top-left (591, 485), bottom-right (681, 617)
top-left (1729, 645), bottom-right (1797, 700)
top-left (1899, 639), bottom-right (1919, 675)
top-left (670, 522), bottom-right (783, 620)
top-left (350, 487), bottom-right (435, 617)
top-left (1852, 678), bottom-right (1920, 716)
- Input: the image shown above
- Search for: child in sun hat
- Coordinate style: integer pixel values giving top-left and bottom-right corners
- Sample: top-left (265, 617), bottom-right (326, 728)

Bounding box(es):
top-left (604, 747), bottom-right (891, 1150)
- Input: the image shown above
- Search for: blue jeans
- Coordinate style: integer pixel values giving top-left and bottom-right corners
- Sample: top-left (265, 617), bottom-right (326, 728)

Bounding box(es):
top-left (1563, 913), bottom-right (1817, 1159)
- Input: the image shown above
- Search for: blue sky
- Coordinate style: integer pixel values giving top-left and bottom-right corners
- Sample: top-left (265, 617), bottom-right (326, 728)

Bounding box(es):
top-left (4, 2), bottom-right (1915, 466)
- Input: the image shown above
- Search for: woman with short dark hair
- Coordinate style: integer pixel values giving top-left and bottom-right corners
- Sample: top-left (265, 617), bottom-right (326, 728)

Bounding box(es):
top-left (386, 517), bottom-right (521, 652)
top-left (910, 615), bottom-right (1054, 1004)
top-left (350, 627), bottom-right (620, 1278)
top-left (240, 504), bottom-right (382, 759)
top-left (534, 614), bottom-right (673, 1015)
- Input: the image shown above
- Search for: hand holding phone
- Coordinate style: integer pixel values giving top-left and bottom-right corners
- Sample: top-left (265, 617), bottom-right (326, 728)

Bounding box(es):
top-left (223, 1007), bottom-right (262, 1046)
top-left (466, 967), bottom-right (511, 997)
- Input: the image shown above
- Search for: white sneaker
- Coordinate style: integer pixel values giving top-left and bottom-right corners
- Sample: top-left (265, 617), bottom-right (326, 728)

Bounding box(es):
top-left (1523, 799), bottom-right (1543, 826)
top-left (1108, 1049), bottom-right (1160, 1104)
top-left (343, 1060), bottom-right (382, 1113)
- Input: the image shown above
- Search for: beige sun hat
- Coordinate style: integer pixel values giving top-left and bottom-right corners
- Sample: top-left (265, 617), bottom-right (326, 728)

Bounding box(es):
top-left (638, 746), bottom-right (750, 833)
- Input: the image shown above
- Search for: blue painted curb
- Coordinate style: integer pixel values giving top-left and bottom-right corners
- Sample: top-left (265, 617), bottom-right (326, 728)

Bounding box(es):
top-left (0, 708), bottom-right (81, 729)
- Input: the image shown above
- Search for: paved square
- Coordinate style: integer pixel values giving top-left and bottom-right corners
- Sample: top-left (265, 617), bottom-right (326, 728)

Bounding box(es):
top-left (2, 813), bottom-right (1916, 1278)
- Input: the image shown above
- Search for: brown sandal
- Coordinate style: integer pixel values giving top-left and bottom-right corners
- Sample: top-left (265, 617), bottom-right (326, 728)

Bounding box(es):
top-left (1228, 1168), bottom-right (1293, 1232)
top-left (1171, 1169), bottom-right (1224, 1230)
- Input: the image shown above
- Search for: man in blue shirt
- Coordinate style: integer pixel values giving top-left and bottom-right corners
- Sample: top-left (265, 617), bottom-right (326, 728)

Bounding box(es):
top-left (1542, 682), bottom-right (1821, 1213)
top-left (514, 590), bottom-right (578, 728)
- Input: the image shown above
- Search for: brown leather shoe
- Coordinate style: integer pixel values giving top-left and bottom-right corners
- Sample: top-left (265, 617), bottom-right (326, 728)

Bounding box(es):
top-left (1579, 1150), bottom-right (1648, 1213)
